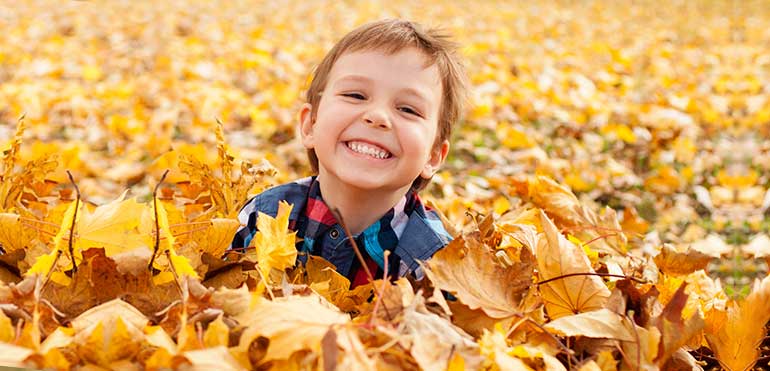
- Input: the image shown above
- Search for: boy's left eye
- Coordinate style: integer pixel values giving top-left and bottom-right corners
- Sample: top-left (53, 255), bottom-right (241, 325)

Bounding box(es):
top-left (398, 106), bottom-right (421, 117)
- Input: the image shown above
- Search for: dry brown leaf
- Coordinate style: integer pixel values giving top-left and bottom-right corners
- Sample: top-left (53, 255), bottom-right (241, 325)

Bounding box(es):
top-left (401, 296), bottom-right (480, 371)
top-left (237, 293), bottom-right (349, 362)
top-left (537, 210), bottom-right (610, 319)
top-left (424, 234), bottom-right (534, 318)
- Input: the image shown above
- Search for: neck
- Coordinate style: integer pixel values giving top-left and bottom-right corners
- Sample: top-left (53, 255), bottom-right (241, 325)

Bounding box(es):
top-left (316, 175), bottom-right (410, 236)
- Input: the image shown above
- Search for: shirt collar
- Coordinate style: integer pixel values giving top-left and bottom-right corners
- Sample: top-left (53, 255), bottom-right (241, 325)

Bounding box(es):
top-left (299, 176), bottom-right (415, 266)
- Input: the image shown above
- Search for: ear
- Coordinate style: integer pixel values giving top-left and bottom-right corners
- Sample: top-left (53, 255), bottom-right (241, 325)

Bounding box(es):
top-left (298, 103), bottom-right (315, 149)
top-left (420, 139), bottom-right (449, 179)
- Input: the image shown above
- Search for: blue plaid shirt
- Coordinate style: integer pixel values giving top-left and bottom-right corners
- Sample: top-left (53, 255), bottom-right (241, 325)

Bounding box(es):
top-left (230, 176), bottom-right (452, 287)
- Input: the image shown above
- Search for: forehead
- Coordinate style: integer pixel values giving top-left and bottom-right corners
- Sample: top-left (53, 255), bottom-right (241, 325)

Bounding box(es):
top-left (327, 47), bottom-right (442, 101)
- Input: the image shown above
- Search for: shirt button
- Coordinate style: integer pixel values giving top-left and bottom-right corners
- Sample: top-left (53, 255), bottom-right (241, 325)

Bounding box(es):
top-left (329, 228), bottom-right (340, 239)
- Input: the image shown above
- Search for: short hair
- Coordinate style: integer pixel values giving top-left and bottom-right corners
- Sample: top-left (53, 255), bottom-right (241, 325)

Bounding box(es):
top-left (304, 19), bottom-right (468, 191)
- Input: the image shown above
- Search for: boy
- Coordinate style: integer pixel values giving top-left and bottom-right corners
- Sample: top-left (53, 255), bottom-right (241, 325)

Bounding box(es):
top-left (231, 19), bottom-right (467, 288)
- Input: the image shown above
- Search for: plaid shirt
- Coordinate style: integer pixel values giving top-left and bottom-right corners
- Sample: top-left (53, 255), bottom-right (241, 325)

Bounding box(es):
top-left (230, 176), bottom-right (451, 287)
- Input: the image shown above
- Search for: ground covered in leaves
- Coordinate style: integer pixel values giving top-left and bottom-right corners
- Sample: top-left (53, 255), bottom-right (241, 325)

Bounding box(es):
top-left (0, 0), bottom-right (769, 370)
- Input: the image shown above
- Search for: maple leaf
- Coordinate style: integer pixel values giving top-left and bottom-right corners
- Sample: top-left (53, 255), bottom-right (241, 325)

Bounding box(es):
top-left (249, 201), bottom-right (297, 285)
top-left (536, 210), bottom-right (611, 319)
top-left (74, 191), bottom-right (147, 256)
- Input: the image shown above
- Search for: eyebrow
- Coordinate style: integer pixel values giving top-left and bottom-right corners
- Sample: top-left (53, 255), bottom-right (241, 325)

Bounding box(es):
top-left (333, 75), bottom-right (432, 104)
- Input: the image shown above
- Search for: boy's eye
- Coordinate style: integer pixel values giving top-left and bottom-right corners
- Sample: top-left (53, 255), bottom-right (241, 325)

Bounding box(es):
top-left (342, 93), bottom-right (366, 100)
top-left (398, 106), bottom-right (422, 117)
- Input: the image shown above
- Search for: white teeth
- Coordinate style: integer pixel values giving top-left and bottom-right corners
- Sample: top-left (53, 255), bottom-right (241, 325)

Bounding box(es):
top-left (347, 141), bottom-right (390, 159)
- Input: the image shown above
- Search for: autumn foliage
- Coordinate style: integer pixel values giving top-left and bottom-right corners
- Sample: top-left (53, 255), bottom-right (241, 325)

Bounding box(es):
top-left (1, 1), bottom-right (770, 370)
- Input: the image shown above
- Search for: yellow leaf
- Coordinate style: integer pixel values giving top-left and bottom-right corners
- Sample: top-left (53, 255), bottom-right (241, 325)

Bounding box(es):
top-left (537, 210), bottom-right (610, 319)
top-left (251, 201), bottom-right (297, 284)
top-left (198, 218), bottom-right (241, 257)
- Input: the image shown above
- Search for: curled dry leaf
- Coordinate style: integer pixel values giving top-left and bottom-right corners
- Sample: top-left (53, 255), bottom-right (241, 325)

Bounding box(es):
top-left (537, 210), bottom-right (611, 319)
top-left (423, 233), bottom-right (535, 319)
top-left (651, 283), bottom-right (704, 366)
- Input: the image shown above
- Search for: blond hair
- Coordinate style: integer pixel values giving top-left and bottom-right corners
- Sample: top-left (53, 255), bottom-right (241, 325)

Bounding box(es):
top-left (304, 19), bottom-right (468, 191)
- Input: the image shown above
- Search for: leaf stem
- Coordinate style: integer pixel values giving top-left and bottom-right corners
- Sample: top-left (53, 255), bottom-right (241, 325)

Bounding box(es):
top-left (370, 251), bottom-right (393, 323)
top-left (148, 170), bottom-right (170, 270)
top-left (66, 171), bottom-right (79, 273)
top-left (330, 208), bottom-right (376, 287)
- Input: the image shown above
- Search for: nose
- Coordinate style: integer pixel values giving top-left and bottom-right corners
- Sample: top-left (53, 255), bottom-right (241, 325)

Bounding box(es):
top-left (363, 108), bottom-right (391, 129)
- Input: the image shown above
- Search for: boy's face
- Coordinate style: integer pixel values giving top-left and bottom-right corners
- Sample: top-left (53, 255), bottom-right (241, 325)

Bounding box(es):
top-left (299, 47), bottom-right (449, 194)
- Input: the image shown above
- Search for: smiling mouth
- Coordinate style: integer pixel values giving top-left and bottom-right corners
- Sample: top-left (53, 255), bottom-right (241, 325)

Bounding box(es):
top-left (345, 141), bottom-right (392, 159)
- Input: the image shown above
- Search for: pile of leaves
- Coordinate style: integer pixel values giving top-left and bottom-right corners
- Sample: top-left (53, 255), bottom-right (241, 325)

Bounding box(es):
top-left (1, 0), bottom-right (770, 370)
top-left (0, 116), bottom-right (765, 370)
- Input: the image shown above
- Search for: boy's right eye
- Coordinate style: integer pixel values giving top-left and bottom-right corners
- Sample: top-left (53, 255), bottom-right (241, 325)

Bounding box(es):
top-left (342, 93), bottom-right (366, 100)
